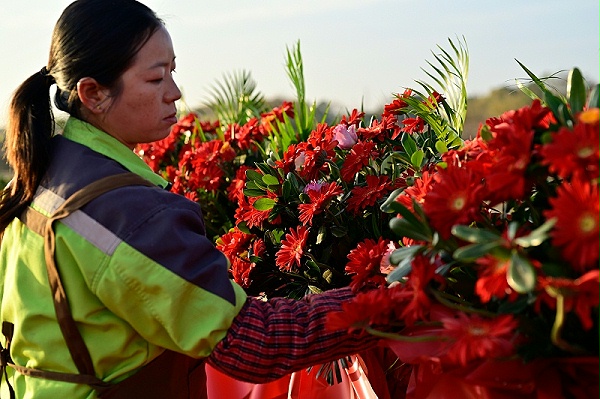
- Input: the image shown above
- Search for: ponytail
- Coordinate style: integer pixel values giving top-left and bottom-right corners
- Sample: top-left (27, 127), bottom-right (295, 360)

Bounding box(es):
top-left (0, 68), bottom-right (55, 231)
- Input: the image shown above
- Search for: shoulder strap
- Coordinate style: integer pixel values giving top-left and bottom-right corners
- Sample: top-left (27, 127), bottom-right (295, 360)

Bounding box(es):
top-left (15, 173), bottom-right (155, 385)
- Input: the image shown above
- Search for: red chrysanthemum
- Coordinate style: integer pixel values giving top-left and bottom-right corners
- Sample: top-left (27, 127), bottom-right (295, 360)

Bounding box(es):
top-left (275, 225), bottom-right (310, 272)
top-left (326, 286), bottom-right (401, 332)
top-left (474, 255), bottom-right (518, 303)
top-left (356, 113), bottom-right (401, 142)
top-left (347, 175), bottom-right (391, 214)
top-left (234, 191), bottom-right (280, 229)
top-left (397, 255), bottom-right (444, 326)
top-left (401, 116), bottom-right (425, 134)
top-left (440, 313), bottom-right (518, 366)
top-left (422, 166), bottom-right (485, 239)
top-left (260, 101), bottom-right (294, 133)
top-left (539, 119), bottom-right (600, 180)
top-left (544, 178), bottom-right (600, 272)
top-left (340, 141), bottom-right (378, 182)
top-left (382, 89), bottom-right (412, 116)
top-left (345, 238), bottom-right (390, 290)
top-left (227, 165), bottom-right (252, 204)
top-left (340, 109), bottom-right (366, 127)
top-left (394, 171), bottom-right (435, 212)
top-left (216, 228), bottom-right (260, 288)
top-left (537, 270), bottom-right (600, 330)
top-left (294, 124), bottom-right (338, 180)
top-left (298, 182), bottom-right (343, 226)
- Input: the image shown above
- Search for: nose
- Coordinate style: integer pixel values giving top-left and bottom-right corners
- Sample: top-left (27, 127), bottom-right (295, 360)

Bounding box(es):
top-left (166, 77), bottom-right (182, 103)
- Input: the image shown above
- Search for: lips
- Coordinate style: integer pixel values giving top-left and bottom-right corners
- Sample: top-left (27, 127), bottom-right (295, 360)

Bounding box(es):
top-left (164, 112), bottom-right (178, 125)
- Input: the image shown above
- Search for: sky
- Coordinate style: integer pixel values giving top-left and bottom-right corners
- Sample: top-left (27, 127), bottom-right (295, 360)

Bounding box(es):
top-left (0, 0), bottom-right (598, 128)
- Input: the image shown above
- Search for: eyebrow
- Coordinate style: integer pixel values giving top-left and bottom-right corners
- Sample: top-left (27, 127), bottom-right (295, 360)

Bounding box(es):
top-left (149, 57), bottom-right (176, 70)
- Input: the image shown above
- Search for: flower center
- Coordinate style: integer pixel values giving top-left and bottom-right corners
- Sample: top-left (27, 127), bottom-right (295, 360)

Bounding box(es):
top-left (469, 325), bottom-right (487, 336)
top-left (577, 146), bottom-right (594, 158)
top-left (451, 195), bottom-right (466, 212)
top-left (579, 213), bottom-right (597, 234)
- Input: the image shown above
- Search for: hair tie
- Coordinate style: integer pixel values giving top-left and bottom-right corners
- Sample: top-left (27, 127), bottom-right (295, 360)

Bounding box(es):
top-left (39, 66), bottom-right (56, 85)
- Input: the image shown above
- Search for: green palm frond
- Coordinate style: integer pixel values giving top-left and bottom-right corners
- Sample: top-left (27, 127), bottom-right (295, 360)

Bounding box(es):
top-left (285, 40), bottom-right (325, 141)
top-left (206, 70), bottom-right (268, 126)
top-left (414, 36), bottom-right (469, 135)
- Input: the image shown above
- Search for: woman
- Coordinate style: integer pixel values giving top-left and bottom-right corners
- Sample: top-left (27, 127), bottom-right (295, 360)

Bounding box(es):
top-left (0, 1), bottom-right (378, 397)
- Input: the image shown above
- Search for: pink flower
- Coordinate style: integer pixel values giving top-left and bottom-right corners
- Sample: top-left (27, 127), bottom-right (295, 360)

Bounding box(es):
top-left (333, 123), bottom-right (358, 149)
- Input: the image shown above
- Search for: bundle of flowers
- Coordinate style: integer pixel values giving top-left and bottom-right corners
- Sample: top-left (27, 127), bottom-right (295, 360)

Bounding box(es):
top-left (326, 66), bottom-right (599, 397)
top-left (138, 39), bottom-right (468, 304)
top-left (215, 91), bottom-right (452, 298)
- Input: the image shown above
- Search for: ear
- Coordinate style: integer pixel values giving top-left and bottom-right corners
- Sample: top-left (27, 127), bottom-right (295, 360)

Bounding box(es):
top-left (77, 77), bottom-right (111, 114)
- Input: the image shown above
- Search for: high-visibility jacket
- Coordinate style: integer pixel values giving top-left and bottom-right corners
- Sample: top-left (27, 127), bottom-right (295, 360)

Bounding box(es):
top-left (0, 117), bottom-right (247, 398)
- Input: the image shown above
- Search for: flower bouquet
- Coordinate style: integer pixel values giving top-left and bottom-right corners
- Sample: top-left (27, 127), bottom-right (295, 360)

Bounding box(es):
top-left (326, 65), bottom-right (599, 398)
top-left (137, 38), bottom-right (471, 397)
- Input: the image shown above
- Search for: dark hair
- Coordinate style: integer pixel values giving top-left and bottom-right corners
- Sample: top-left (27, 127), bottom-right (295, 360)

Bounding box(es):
top-left (0, 0), bottom-right (163, 231)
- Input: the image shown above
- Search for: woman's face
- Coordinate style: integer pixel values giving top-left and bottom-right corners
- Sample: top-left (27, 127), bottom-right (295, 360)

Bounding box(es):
top-left (97, 26), bottom-right (181, 149)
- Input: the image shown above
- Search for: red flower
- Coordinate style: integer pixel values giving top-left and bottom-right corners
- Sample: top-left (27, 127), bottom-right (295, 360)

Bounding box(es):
top-left (474, 255), bottom-right (517, 303)
top-left (394, 171), bottom-right (435, 213)
top-left (275, 225), bottom-right (310, 272)
top-left (383, 90), bottom-right (412, 116)
top-left (544, 177), bottom-right (599, 272)
top-left (298, 181), bottom-right (343, 226)
top-left (357, 113), bottom-right (401, 142)
top-left (227, 165), bottom-right (251, 203)
top-left (326, 286), bottom-right (401, 332)
top-left (397, 255), bottom-right (444, 326)
top-left (401, 116), bottom-right (425, 134)
top-left (235, 191), bottom-right (280, 229)
top-left (422, 166), bottom-right (485, 239)
top-left (539, 119), bottom-right (600, 180)
top-left (345, 238), bottom-right (389, 291)
top-left (216, 228), bottom-right (260, 288)
top-left (440, 313), bottom-right (518, 366)
top-left (340, 140), bottom-right (378, 182)
top-left (294, 124), bottom-right (338, 180)
top-left (538, 270), bottom-right (600, 330)
top-left (260, 101), bottom-right (294, 133)
top-left (347, 175), bottom-right (391, 214)
top-left (339, 109), bottom-right (365, 127)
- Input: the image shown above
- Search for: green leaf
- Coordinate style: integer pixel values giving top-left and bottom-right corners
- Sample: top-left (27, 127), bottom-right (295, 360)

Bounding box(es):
top-left (451, 225), bottom-right (501, 243)
top-left (453, 241), bottom-right (501, 261)
top-left (253, 198), bottom-right (277, 211)
top-left (389, 217), bottom-right (432, 242)
top-left (246, 180), bottom-right (266, 191)
top-left (380, 187), bottom-right (405, 213)
top-left (587, 84), bottom-right (600, 109)
top-left (261, 174), bottom-right (280, 186)
top-left (435, 140), bottom-right (448, 154)
top-left (243, 188), bottom-right (267, 197)
top-left (389, 245), bottom-right (422, 265)
top-left (567, 68), bottom-right (586, 114)
top-left (246, 169), bottom-right (263, 182)
top-left (507, 251), bottom-right (536, 294)
top-left (331, 226), bottom-right (348, 238)
top-left (386, 257), bottom-right (413, 283)
top-left (410, 149), bottom-right (425, 168)
top-left (401, 133), bottom-right (417, 157)
top-left (513, 218), bottom-right (556, 248)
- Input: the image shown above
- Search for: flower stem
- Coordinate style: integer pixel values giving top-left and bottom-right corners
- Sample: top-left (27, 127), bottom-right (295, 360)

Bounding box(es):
top-left (365, 326), bottom-right (448, 343)
top-left (550, 294), bottom-right (586, 354)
